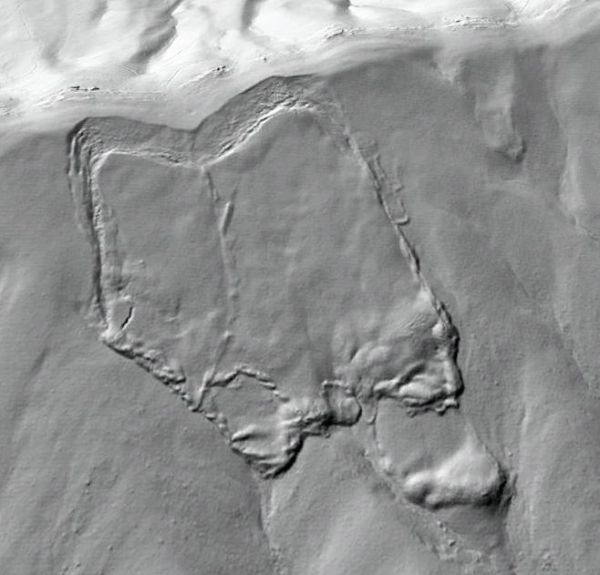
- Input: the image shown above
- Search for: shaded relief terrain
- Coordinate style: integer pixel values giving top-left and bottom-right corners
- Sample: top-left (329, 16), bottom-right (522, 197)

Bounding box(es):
top-left (2, 28), bottom-right (600, 575)
top-left (67, 75), bottom-right (510, 573)
top-left (68, 76), bottom-right (465, 472)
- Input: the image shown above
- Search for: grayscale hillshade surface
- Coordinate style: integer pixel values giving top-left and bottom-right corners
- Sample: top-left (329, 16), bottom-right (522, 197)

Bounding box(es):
top-left (1, 2), bottom-right (600, 574)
